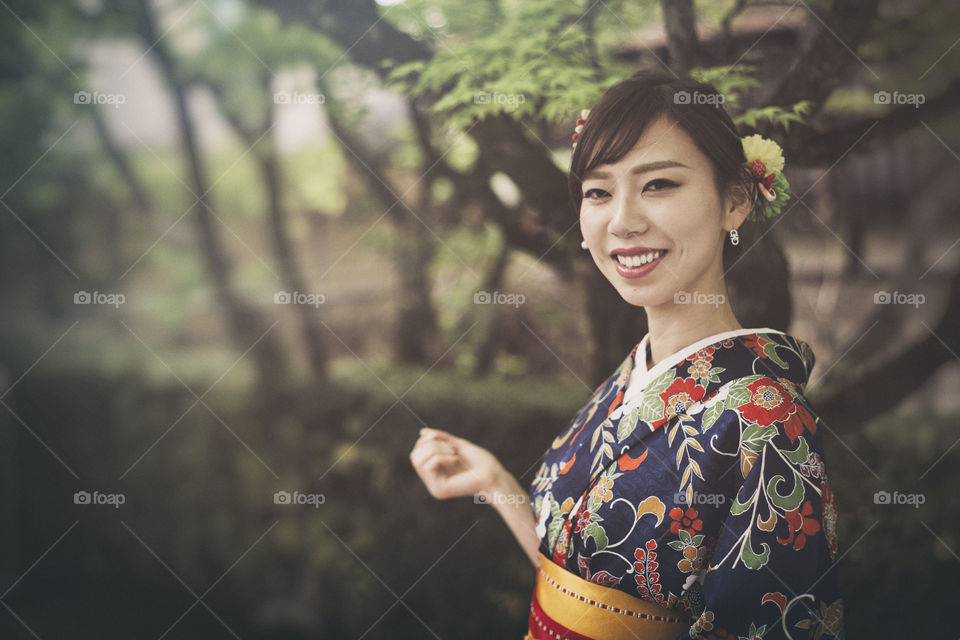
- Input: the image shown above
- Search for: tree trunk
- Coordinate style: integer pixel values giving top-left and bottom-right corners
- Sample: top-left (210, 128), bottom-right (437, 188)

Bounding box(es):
top-left (319, 87), bottom-right (440, 364)
top-left (136, 0), bottom-right (288, 388)
top-left (473, 241), bottom-right (511, 376)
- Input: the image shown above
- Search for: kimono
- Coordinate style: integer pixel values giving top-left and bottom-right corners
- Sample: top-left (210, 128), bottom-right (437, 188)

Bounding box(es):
top-left (527, 328), bottom-right (844, 640)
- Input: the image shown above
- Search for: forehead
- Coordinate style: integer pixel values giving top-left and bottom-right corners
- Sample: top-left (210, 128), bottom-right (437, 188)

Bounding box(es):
top-left (583, 115), bottom-right (705, 180)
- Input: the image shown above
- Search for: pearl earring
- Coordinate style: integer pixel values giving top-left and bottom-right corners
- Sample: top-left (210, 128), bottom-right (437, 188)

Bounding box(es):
top-left (580, 240), bottom-right (588, 249)
top-left (729, 228), bottom-right (740, 246)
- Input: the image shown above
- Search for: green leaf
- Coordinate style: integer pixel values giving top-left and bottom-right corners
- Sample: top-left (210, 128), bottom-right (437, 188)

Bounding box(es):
top-left (646, 368), bottom-right (676, 395)
top-left (782, 437), bottom-right (810, 465)
top-left (701, 402), bottom-right (724, 432)
top-left (583, 522), bottom-right (608, 550)
top-left (723, 376), bottom-right (763, 409)
top-left (741, 423), bottom-right (777, 452)
top-left (767, 472), bottom-right (805, 512)
top-left (730, 491), bottom-right (753, 515)
top-left (763, 342), bottom-right (788, 368)
top-left (740, 532), bottom-right (771, 570)
top-left (617, 406), bottom-right (640, 441)
top-left (638, 394), bottom-right (665, 423)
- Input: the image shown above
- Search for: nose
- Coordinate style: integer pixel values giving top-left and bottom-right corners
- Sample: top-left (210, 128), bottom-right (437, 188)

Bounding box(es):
top-left (607, 188), bottom-right (650, 238)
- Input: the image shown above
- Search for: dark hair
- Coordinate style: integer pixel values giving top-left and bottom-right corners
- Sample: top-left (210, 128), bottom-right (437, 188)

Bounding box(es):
top-left (569, 69), bottom-right (756, 221)
top-left (568, 69), bottom-right (790, 329)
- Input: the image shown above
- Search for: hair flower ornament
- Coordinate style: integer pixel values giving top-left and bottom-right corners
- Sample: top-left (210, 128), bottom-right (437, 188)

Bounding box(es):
top-left (571, 109), bottom-right (589, 150)
top-left (741, 134), bottom-right (791, 222)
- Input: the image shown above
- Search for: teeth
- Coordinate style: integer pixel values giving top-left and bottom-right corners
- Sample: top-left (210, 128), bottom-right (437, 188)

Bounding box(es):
top-left (616, 250), bottom-right (664, 267)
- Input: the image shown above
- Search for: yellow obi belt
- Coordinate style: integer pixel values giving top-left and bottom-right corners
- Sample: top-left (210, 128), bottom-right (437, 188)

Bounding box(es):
top-left (526, 551), bottom-right (691, 640)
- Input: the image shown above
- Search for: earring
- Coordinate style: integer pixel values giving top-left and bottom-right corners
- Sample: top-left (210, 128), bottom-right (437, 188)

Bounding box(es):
top-left (580, 240), bottom-right (589, 249)
top-left (729, 228), bottom-right (740, 246)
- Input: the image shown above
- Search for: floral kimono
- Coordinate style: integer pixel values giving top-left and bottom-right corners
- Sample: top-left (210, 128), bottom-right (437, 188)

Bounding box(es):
top-left (528, 328), bottom-right (844, 640)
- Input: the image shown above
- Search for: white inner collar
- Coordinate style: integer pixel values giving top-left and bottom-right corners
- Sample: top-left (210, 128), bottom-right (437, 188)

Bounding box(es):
top-left (624, 327), bottom-right (785, 404)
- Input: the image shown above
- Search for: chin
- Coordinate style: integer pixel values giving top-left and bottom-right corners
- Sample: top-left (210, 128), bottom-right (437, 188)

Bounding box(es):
top-left (610, 282), bottom-right (674, 309)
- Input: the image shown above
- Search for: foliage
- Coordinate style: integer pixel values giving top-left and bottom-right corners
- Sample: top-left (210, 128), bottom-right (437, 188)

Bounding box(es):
top-left (384, 0), bottom-right (633, 129)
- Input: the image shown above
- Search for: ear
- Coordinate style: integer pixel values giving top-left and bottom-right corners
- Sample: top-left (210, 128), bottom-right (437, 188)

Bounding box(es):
top-left (722, 177), bottom-right (753, 232)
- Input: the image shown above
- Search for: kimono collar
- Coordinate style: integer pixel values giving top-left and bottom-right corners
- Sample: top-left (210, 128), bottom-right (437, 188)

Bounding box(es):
top-left (614, 327), bottom-right (816, 430)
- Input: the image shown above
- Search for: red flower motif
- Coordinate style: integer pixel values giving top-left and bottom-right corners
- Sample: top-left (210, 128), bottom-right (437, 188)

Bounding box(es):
top-left (777, 499), bottom-right (820, 550)
top-left (574, 509), bottom-right (592, 534)
top-left (743, 335), bottom-right (769, 359)
top-left (782, 403), bottom-right (818, 443)
top-left (688, 346), bottom-right (715, 363)
top-left (669, 507), bottom-right (703, 536)
top-left (736, 377), bottom-right (795, 427)
top-left (654, 377), bottom-right (705, 428)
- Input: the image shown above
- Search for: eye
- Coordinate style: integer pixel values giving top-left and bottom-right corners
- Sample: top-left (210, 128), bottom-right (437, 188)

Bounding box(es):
top-left (583, 188), bottom-right (610, 201)
top-left (644, 179), bottom-right (678, 192)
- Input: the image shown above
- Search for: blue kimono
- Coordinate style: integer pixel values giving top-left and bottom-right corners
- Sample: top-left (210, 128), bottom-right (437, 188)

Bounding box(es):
top-left (529, 328), bottom-right (844, 639)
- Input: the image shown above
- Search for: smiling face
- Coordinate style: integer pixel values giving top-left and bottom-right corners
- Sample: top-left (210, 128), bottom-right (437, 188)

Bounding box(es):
top-left (579, 115), bottom-right (749, 310)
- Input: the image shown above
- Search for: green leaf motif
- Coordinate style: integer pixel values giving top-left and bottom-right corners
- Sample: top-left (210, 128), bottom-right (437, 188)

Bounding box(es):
top-left (767, 472), bottom-right (805, 512)
top-left (783, 437), bottom-right (810, 465)
top-left (701, 402), bottom-right (724, 432)
top-left (763, 342), bottom-right (789, 369)
top-left (547, 497), bottom-right (563, 550)
top-left (741, 423), bottom-right (777, 452)
top-left (583, 522), bottom-right (608, 551)
top-left (639, 394), bottom-right (665, 423)
top-left (730, 491), bottom-right (753, 515)
top-left (725, 384), bottom-right (753, 409)
top-left (740, 532), bottom-right (771, 570)
top-left (617, 406), bottom-right (640, 441)
top-left (646, 368), bottom-right (676, 395)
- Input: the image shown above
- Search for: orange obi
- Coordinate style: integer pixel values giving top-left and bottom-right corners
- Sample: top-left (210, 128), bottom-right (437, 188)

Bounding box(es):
top-left (525, 551), bottom-right (691, 640)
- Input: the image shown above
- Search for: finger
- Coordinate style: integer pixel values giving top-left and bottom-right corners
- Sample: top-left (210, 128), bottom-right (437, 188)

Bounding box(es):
top-left (410, 439), bottom-right (456, 468)
top-left (415, 433), bottom-right (457, 455)
top-left (424, 453), bottom-right (459, 473)
top-left (421, 448), bottom-right (460, 471)
top-left (420, 427), bottom-right (455, 441)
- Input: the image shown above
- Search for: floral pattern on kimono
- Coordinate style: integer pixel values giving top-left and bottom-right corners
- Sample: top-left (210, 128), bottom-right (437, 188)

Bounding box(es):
top-left (529, 329), bottom-right (844, 640)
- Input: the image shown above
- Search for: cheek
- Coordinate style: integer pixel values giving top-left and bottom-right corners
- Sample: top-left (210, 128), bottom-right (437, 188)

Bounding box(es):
top-left (579, 208), bottom-right (604, 238)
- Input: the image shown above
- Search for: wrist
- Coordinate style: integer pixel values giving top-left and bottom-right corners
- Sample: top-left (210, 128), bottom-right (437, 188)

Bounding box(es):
top-left (482, 468), bottom-right (526, 510)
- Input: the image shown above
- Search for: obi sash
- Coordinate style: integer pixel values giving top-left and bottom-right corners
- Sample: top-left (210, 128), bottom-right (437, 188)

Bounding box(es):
top-left (525, 551), bottom-right (691, 640)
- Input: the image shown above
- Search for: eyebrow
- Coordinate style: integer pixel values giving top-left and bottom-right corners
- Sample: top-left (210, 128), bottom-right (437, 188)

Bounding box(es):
top-left (582, 160), bottom-right (689, 181)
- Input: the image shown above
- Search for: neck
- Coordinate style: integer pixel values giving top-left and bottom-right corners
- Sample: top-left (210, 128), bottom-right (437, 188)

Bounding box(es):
top-left (644, 286), bottom-right (742, 369)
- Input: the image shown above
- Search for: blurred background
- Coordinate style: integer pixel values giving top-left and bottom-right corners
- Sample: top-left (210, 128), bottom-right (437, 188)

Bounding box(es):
top-left (0, 0), bottom-right (958, 637)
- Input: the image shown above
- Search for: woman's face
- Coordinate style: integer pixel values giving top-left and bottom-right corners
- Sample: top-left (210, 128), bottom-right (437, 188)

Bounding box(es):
top-left (579, 115), bottom-right (746, 309)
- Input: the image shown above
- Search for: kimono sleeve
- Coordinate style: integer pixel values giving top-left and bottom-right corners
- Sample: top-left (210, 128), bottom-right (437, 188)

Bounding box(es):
top-left (674, 425), bottom-right (845, 640)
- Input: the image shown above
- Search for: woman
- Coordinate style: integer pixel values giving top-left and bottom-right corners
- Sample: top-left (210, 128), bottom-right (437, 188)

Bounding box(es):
top-left (410, 70), bottom-right (843, 640)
